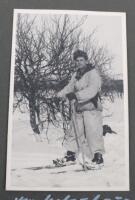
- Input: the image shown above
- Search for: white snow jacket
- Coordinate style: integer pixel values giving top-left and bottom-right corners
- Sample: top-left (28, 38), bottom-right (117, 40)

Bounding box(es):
top-left (58, 66), bottom-right (102, 111)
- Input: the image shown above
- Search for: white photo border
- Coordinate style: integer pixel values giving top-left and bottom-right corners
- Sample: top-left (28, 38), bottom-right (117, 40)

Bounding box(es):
top-left (6, 9), bottom-right (129, 191)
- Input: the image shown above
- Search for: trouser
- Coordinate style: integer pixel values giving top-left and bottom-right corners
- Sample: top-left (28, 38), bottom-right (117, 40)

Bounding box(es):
top-left (63, 110), bottom-right (105, 160)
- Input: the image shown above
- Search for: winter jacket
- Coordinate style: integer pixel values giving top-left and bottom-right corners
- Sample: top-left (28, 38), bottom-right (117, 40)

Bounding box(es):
top-left (58, 66), bottom-right (102, 112)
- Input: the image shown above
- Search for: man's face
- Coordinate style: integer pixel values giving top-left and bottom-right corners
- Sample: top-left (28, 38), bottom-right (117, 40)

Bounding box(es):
top-left (75, 57), bottom-right (88, 69)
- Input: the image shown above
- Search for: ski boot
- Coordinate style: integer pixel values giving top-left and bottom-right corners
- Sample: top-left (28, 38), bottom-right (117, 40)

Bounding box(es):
top-left (82, 153), bottom-right (104, 170)
top-left (53, 151), bottom-right (76, 167)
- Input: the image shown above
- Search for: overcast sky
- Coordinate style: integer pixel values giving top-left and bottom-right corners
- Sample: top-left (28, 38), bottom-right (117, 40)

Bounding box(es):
top-left (82, 15), bottom-right (125, 77)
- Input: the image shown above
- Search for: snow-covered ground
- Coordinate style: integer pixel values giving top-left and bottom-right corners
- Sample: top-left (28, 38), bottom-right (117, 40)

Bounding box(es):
top-left (6, 97), bottom-right (129, 191)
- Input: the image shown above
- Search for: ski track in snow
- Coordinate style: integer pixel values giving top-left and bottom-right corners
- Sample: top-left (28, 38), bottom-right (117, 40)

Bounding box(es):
top-left (8, 98), bottom-right (129, 190)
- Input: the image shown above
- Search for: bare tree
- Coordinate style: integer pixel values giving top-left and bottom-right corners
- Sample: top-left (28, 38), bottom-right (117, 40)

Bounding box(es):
top-left (14, 14), bottom-right (86, 136)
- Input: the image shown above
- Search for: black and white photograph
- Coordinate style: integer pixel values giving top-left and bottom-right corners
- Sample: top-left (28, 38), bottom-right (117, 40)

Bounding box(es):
top-left (6, 9), bottom-right (129, 191)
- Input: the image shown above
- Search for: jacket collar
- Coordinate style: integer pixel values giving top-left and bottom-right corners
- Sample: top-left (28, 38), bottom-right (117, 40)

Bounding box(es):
top-left (75, 64), bottom-right (95, 80)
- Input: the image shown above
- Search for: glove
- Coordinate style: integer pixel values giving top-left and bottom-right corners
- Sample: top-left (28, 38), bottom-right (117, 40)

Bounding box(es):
top-left (66, 92), bottom-right (77, 101)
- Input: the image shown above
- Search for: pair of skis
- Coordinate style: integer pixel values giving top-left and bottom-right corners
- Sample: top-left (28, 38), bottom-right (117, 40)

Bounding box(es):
top-left (45, 99), bottom-right (103, 171)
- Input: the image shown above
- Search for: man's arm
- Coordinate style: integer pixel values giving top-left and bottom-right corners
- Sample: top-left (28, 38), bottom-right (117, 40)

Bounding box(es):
top-left (57, 73), bottom-right (76, 99)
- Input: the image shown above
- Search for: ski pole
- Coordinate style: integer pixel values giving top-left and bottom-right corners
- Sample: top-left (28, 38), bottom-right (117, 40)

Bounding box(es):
top-left (71, 100), bottom-right (87, 172)
top-left (59, 100), bottom-right (68, 144)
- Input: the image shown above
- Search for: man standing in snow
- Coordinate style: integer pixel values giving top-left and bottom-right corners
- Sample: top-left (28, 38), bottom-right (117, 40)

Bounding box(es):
top-left (55, 50), bottom-right (105, 169)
